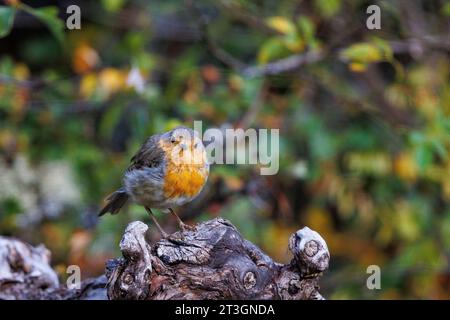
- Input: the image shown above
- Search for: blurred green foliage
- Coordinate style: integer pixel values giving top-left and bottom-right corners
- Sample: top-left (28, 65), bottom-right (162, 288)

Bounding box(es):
top-left (0, 0), bottom-right (450, 299)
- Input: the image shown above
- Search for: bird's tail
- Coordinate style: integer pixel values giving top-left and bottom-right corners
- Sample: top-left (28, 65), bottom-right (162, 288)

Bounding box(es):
top-left (98, 188), bottom-right (129, 216)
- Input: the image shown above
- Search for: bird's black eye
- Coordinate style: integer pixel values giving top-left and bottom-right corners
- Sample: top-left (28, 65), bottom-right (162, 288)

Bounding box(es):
top-left (170, 137), bottom-right (176, 143)
top-left (194, 142), bottom-right (198, 148)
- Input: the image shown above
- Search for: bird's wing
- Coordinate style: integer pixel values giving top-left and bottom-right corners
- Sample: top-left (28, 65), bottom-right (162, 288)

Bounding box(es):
top-left (127, 134), bottom-right (165, 172)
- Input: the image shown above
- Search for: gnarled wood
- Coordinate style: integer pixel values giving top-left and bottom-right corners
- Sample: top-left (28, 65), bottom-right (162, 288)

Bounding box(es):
top-left (106, 218), bottom-right (329, 300)
top-left (0, 218), bottom-right (330, 300)
top-left (0, 237), bottom-right (59, 300)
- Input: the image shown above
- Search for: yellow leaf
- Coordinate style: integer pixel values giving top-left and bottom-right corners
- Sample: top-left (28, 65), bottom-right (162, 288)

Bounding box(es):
top-left (228, 74), bottom-right (244, 92)
top-left (99, 68), bottom-right (126, 94)
top-left (349, 62), bottom-right (367, 72)
top-left (266, 16), bottom-right (296, 35)
top-left (79, 72), bottom-right (97, 98)
top-left (393, 152), bottom-right (418, 181)
top-left (394, 201), bottom-right (420, 242)
top-left (13, 63), bottom-right (30, 81)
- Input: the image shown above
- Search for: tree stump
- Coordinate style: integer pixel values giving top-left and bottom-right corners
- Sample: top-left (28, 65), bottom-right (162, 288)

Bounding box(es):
top-left (0, 218), bottom-right (330, 300)
top-left (106, 218), bottom-right (329, 300)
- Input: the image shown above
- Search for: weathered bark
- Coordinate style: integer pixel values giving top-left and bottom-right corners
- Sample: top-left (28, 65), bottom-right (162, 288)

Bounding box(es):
top-left (0, 218), bottom-right (330, 300)
top-left (0, 236), bottom-right (108, 300)
top-left (0, 237), bottom-right (59, 300)
top-left (106, 218), bottom-right (329, 300)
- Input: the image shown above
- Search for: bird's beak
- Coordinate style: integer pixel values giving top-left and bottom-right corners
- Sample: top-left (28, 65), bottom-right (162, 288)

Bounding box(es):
top-left (180, 143), bottom-right (187, 151)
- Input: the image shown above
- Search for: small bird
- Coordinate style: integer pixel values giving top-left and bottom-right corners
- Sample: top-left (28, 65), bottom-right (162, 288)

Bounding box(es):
top-left (99, 127), bottom-right (209, 237)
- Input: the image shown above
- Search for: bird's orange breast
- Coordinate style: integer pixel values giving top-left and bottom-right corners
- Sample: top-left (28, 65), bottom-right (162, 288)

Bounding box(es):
top-left (163, 164), bottom-right (207, 199)
top-left (159, 137), bottom-right (208, 200)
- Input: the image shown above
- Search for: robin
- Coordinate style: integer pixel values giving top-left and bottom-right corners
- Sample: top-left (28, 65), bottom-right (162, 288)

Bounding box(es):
top-left (99, 127), bottom-right (209, 237)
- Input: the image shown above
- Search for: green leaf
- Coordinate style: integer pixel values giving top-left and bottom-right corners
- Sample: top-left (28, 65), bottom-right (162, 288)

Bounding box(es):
top-left (431, 139), bottom-right (447, 160)
top-left (102, 0), bottom-right (126, 12)
top-left (371, 37), bottom-right (393, 61)
top-left (442, 2), bottom-right (450, 16)
top-left (340, 43), bottom-right (382, 64)
top-left (0, 6), bottom-right (16, 38)
top-left (298, 16), bottom-right (315, 43)
top-left (315, 0), bottom-right (341, 17)
top-left (99, 103), bottom-right (124, 140)
top-left (258, 38), bottom-right (288, 64)
top-left (415, 144), bottom-right (433, 172)
top-left (22, 6), bottom-right (64, 45)
top-left (409, 131), bottom-right (425, 144)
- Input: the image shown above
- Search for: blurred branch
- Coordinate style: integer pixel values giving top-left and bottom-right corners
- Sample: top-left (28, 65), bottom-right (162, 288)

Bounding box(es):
top-left (0, 76), bottom-right (46, 89)
top-left (217, 0), bottom-right (282, 36)
top-left (390, 35), bottom-right (450, 56)
top-left (186, 0), bottom-right (246, 71)
top-left (197, 28), bottom-right (449, 78)
top-left (397, 0), bottom-right (429, 39)
top-left (242, 51), bottom-right (326, 78)
top-left (186, 0), bottom-right (326, 78)
top-left (0, 75), bottom-right (109, 115)
top-left (187, 1), bottom-right (449, 80)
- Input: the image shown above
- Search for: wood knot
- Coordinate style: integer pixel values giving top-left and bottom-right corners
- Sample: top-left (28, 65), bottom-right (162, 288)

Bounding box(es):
top-left (288, 279), bottom-right (300, 295)
top-left (123, 273), bottom-right (134, 285)
top-left (304, 240), bottom-right (319, 257)
top-left (289, 226), bottom-right (330, 277)
top-left (243, 271), bottom-right (256, 289)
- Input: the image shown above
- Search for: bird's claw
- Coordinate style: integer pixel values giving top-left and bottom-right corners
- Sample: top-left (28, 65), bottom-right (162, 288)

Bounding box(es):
top-left (166, 233), bottom-right (189, 244)
top-left (160, 231), bottom-right (170, 239)
top-left (180, 223), bottom-right (196, 232)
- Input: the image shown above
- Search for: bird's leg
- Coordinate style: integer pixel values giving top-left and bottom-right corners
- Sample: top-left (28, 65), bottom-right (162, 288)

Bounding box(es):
top-left (145, 207), bottom-right (169, 238)
top-left (168, 208), bottom-right (195, 231)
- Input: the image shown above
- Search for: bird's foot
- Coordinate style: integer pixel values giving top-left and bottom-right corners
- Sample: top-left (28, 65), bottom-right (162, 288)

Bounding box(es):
top-left (160, 230), bottom-right (170, 239)
top-left (166, 233), bottom-right (187, 244)
top-left (179, 222), bottom-right (196, 232)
